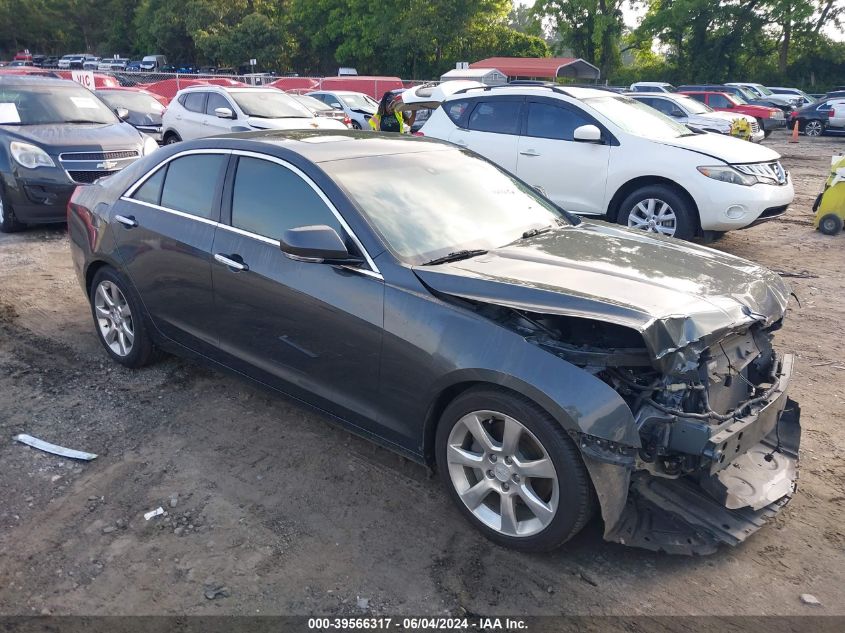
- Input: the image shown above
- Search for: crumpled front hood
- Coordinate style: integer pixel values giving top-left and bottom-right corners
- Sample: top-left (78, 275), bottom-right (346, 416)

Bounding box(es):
top-left (413, 222), bottom-right (791, 371)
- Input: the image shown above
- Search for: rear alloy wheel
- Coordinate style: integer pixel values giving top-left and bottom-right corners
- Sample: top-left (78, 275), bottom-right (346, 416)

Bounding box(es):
top-left (90, 267), bottom-right (158, 368)
top-left (804, 120), bottom-right (824, 137)
top-left (818, 213), bottom-right (843, 235)
top-left (0, 188), bottom-right (24, 233)
top-left (617, 184), bottom-right (696, 240)
top-left (436, 388), bottom-right (594, 551)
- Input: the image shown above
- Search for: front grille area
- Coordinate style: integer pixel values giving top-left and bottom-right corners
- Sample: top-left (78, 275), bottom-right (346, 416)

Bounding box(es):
top-left (735, 161), bottom-right (788, 185)
top-left (68, 170), bottom-right (119, 184)
top-left (59, 150), bottom-right (139, 161)
top-left (750, 120), bottom-right (760, 133)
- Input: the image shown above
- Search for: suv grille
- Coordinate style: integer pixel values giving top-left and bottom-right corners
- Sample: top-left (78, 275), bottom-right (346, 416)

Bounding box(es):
top-left (59, 150), bottom-right (139, 161)
top-left (68, 170), bottom-right (119, 184)
top-left (749, 120), bottom-right (760, 133)
top-left (735, 161), bottom-right (788, 185)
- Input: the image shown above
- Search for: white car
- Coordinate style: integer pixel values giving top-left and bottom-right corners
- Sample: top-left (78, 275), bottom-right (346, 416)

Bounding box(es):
top-left (726, 83), bottom-right (801, 109)
top-left (162, 86), bottom-right (347, 144)
top-left (98, 58), bottom-right (129, 72)
top-left (306, 90), bottom-right (378, 129)
top-left (630, 92), bottom-right (765, 142)
top-left (420, 85), bottom-right (794, 240)
top-left (630, 82), bottom-right (676, 93)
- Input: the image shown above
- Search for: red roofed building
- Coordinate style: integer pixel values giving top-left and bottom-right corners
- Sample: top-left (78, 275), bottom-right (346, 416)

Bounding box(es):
top-left (469, 57), bottom-right (600, 81)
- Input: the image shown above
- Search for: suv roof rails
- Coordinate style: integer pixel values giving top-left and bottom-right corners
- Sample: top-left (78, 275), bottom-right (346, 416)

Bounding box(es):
top-left (452, 83), bottom-right (576, 97)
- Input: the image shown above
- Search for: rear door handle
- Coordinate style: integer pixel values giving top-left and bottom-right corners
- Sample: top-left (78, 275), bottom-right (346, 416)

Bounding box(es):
top-left (214, 253), bottom-right (249, 272)
top-left (114, 214), bottom-right (138, 228)
top-left (519, 149), bottom-right (540, 157)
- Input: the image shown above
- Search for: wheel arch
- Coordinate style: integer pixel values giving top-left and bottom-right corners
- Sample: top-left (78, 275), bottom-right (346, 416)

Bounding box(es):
top-left (606, 175), bottom-right (701, 234)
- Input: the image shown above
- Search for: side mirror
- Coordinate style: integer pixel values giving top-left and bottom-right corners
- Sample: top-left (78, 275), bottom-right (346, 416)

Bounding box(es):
top-left (279, 225), bottom-right (361, 263)
top-left (214, 107), bottom-right (235, 119)
top-left (573, 124), bottom-right (602, 143)
top-left (116, 107), bottom-right (130, 121)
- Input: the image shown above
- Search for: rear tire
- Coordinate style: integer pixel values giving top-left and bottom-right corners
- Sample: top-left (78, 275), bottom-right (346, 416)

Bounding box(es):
top-left (89, 267), bottom-right (158, 368)
top-left (803, 119), bottom-right (825, 137)
top-left (818, 213), bottom-right (843, 235)
top-left (616, 184), bottom-right (697, 240)
top-left (163, 131), bottom-right (181, 145)
top-left (436, 386), bottom-right (595, 551)
top-left (0, 188), bottom-right (24, 233)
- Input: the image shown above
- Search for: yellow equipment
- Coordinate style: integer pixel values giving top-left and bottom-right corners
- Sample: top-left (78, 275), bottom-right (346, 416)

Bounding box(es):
top-left (813, 154), bottom-right (845, 235)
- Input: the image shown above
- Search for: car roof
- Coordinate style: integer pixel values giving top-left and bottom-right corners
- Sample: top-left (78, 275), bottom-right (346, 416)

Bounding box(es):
top-left (444, 85), bottom-right (615, 101)
top-left (200, 130), bottom-right (455, 163)
top-left (179, 85), bottom-right (276, 94)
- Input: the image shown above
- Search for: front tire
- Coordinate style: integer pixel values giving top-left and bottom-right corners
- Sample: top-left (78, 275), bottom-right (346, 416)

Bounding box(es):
top-left (163, 131), bottom-right (181, 145)
top-left (351, 120), bottom-right (362, 130)
top-left (436, 387), bottom-right (595, 551)
top-left (89, 267), bottom-right (158, 368)
top-left (616, 184), bottom-right (696, 240)
top-left (0, 187), bottom-right (24, 233)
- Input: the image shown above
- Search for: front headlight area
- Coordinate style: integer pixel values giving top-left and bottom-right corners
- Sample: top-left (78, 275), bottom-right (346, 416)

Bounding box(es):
top-left (697, 165), bottom-right (758, 186)
top-left (10, 141), bottom-right (56, 169)
top-left (142, 135), bottom-right (160, 156)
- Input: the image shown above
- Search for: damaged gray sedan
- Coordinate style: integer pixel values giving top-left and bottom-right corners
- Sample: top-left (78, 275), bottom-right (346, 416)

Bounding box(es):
top-left (69, 131), bottom-right (800, 555)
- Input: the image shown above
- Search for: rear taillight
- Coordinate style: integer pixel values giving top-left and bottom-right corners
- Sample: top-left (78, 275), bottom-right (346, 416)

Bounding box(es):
top-left (343, 116), bottom-right (351, 127)
top-left (829, 109), bottom-right (835, 118)
top-left (413, 131), bottom-right (424, 137)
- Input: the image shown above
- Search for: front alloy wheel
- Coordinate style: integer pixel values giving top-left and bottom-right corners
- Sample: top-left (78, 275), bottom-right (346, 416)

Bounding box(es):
top-left (804, 120), bottom-right (824, 137)
top-left (436, 388), bottom-right (595, 551)
top-left (626, 198), bottom-right (677, 237)
top-left (446, 410), bottom-right (558, 537)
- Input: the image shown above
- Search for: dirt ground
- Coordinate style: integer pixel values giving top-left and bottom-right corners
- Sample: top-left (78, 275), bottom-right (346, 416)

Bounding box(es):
top-left (0, 131), bottom-right (843, 618)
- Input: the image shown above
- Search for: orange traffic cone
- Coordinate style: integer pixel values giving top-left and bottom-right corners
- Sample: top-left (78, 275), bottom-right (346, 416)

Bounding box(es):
top-left (789, 119), bottom-right (799, 143)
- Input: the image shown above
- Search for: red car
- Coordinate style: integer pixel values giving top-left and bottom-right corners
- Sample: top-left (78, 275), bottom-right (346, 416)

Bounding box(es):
top-left (679, 91), bottom-right (786, 136)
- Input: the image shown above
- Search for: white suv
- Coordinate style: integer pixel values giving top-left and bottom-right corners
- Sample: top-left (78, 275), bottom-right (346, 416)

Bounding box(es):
top-left (419, 85), bottom-right (794, 240)
top-left (162, 86), bottom-right (347, 144)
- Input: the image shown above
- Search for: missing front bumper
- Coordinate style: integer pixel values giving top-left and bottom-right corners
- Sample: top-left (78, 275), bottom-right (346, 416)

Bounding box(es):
top-left (604, 399), bottom-right (800, 555)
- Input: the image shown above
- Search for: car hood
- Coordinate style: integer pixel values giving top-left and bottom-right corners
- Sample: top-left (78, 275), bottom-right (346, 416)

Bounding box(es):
top-left (412, 222), bottom-right (790, 372)
top-left (246, 116), bottom-right (347, 130)
top-left (3, 122), bottom-right (143, 153)
top-left (686, 113), bottom-right (731, 129)
top-left (651, 131), bottom-right (780, 164)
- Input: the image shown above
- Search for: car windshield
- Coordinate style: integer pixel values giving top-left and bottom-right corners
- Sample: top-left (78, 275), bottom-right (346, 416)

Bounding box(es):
top-left (0, 84), bottom-right (117, 125)
top-left (753, 85), bottom-right (774, 96)
top-left (674, 95), bottom-right (712, 114)
top-left (323, 149), bottom-right (574, 265)
top-left (339, 93), bottom-right (377, 111)
top-left (230, 90), bottom-right (312, 118)
top-left (293, 95), bottom-right (333, 112)
top-left (585, 95), bottom-right (694, 138)
top-left (730, 92), bottom-right (748, 105)
top-left (97, 90), bottom-right (164, 113)
top-left (735, 88), bottom-right (755, 102)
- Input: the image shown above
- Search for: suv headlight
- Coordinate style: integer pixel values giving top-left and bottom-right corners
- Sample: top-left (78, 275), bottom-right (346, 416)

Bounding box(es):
top-left (697, 165), bottom-right (758, 186)
top-left (142, 135), bottom-right (160, 156)
top-left (10, 141), bottom-right (55, 168)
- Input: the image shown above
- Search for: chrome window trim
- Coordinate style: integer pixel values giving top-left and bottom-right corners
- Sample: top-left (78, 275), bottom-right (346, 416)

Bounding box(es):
top-left (119, 148), bottom-right (383, 279)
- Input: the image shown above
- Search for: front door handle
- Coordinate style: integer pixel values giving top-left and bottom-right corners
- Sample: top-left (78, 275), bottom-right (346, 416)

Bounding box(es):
top-left (214, 253), bottom-right (249, 272)
top-left (519, 149), bottom-right (540, 157)
top-left (114, 214), bottom-right (138, 228)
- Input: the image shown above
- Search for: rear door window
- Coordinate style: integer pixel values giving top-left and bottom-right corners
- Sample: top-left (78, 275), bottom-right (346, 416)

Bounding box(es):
top-left (159, 154), bottom-right (227, 220)
top-left (467, 100), bottom-right (522, 135)
top-left (524, 102), bottom-right (590, 141)
top-left (230, 157), bottom-right (344, 241)
top-left (132, 166), bottom-right (167, 206)
top-left (444, 99), bottom-right (471, 126)
top-left (183, 92), bottom-right (207, 113)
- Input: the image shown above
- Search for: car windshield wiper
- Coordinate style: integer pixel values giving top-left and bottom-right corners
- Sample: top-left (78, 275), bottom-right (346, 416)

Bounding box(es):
top-left (421, 249), bottom-right (488, 266)
top-left (520, 225), bottom-right (553, 239)
top-left (65, 119), bottom-right (107, 124)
